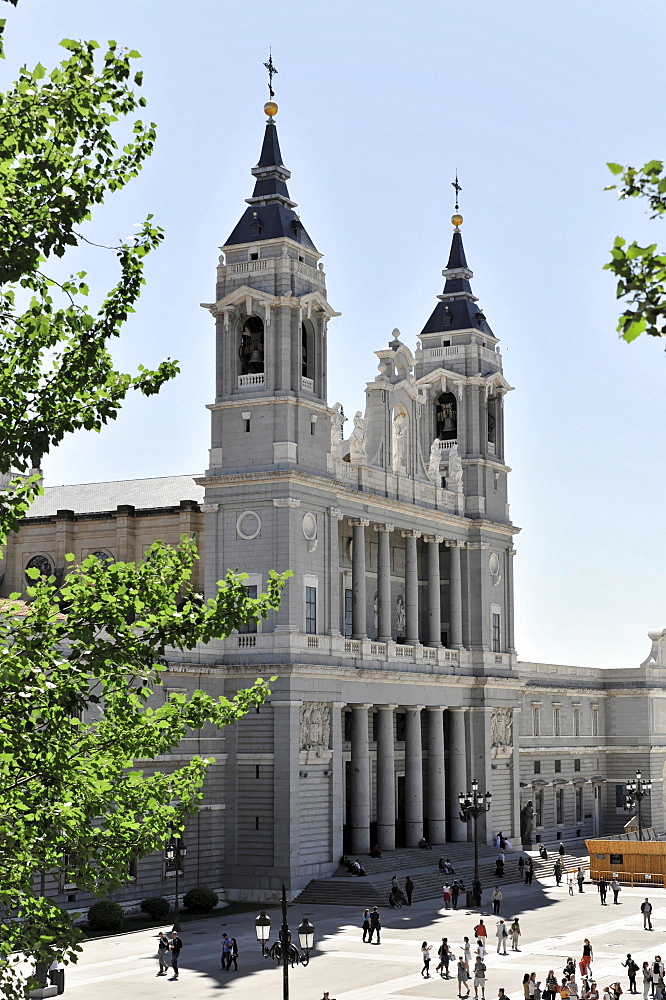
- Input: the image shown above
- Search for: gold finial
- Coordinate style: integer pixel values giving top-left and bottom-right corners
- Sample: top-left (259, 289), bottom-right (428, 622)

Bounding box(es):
top-left (264, 101), bottom-right (278, 118)
top-left (451, 213), bottom-right (463, 228)
top-left (451, 170), bottom-right (462, 226)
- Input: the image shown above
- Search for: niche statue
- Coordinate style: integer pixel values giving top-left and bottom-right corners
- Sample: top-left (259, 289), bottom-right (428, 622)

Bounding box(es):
top-left (520, 800), bottom-right (534, 847)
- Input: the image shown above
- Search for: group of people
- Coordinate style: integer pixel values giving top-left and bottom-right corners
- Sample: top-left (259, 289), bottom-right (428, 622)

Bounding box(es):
top-left (219, 932), bottom-right (239, 971)
top-left (156, 931), bottom-right (184, 980)
top-left (341, 855), bottom-right (368, 877)
top-left (421, 929), bottom-right (489, 998)
top-left (361, 907), bottom-right (382, 943)
top-left (442, 879), bottom-right (467, 909)
top-left (389, 874), bottom-right (414, 907)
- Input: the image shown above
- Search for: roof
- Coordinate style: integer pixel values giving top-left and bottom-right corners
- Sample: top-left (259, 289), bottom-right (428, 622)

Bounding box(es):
top-left (420, 228), bottom-right (495, 337)
top-left (25, 475), bottom-right (204, 519)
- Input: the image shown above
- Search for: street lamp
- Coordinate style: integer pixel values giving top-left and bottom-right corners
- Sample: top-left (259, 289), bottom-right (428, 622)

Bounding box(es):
top-left (165, 836), bottom-right (187, 931)
top-left (459, 778), bottom-right (492, 905)
top-left (625, 769), bottom-right (652, 842)
top-left (255, 885), bottom-right (315, 1000)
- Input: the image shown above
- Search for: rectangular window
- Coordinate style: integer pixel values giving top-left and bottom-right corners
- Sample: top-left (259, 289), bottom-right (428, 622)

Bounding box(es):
top-left (396, 712), bottom-right (406, 742)
top-left (238, 584), bottom-right (258, 634)
top-left (573, 708), bottom-right (581, 736)
top-left (532, 706), bottom-right (540, 737)
top-left (492, 613), bottom-right (501, 652)
top-left (535, 788), bottom-right (544, 827)
top-left (574, 758), bottom-right (581, 772)
top-left (554, 759), bottom-right (562, 773)
top-left (576, 786), bottom-right (584, 823)
top-left (553, 706), bottom-right (561, 736)
top-left (556, 787), bottom-right (564, 825)
top-left (592, 708), bottom-right (599, 737)
top-left (305, 586), bottom-right (317, 634)
top-left (344, 711), bottom-right (352, 742)
top-left (344, 588), bottom-right (353, 638)
top-left (615, 784), bottom-right (627, 810)
top-left (533, 760), bottom-right (541, 774)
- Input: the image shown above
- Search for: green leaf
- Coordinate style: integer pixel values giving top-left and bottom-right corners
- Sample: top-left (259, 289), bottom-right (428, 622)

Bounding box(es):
top-left (607, 162), bottom-right (623, 175)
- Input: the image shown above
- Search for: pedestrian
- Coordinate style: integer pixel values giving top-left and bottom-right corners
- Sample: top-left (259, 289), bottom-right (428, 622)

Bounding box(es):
top-left (540, 844), bottom-right (548, 860)
top-left (586, 982), bottom-right (600, 1000)
top-left (476, 939), bottom-right (487, 961)
top-left (458, 957), bottom-right (471, 998)
top-left (559, 842), bottom-right (566, 857)
top-left (568, 878), bottom-right (574, 895)
top-left (525, 859), bottom-right (534, 885)
top-left (581, 939), bottom-right (593, 975)
top-left (369, 906), bottom-right (381, 944)
top-left (498, 990), bottom-right (511, 1000)
top-left (510, 918), bottom-right (521, 951)
top-left (545, 970), bottom-right (559, 1000)
top-left (523, 974), bottom-right (531, 1000)
top-left (569, 977), bottom-right (579, 999)
top-left (652, 959), bottom-right (664, 997)
top-left (169, 931), bottom-right (183, 981)
top-left (561, 980), bottom-right (571, 1000)
top-left (531, 974), bottom-right (540, 1000)
top-left (391, 875), bottom-right (399, 892)
top-left (577, 868), bottom-right (585, 893)
top-left (156, 931), bottom-right (170, 976)
top-left (642, 962), bottom-right (652, 1000)
top-left (443, 884), bottom-right (452, 909)
top-left (613, 984), bottom-right (625, 1000)
top-left (438, 939), bottom-right (452, 979)
top-left (229, 938), bottom-right (238, 971)
top-left (320, 992), bottom-right (337, 1000)
top-left (492, 886), bottom-right (503, 915)
top-left (474, 955), bottom-right (487, 999)
top-left (474, 919), bottom-right (487, 943)
top-left (518, 856), bottom-right (525, 876)
top-left (624, 955), bottom-right (639, 994)
top-left (362, 908), bottom-right (371, 943)
top-left (642, 898), bottom-right (653, 931)
top-left (473, 878), bottom-right (483, 906)
top-left (612, 878), bottom-right (621, 904)
top-left (554, 861), bottom-right (563, 886)
top-left (422, 942), bottom-right (432, 979)
top-left (220, 933), bottom-right (231, 970)
top-left (452, 880), bottom-right (461, 909)
top-left (462, 937), bottom-right (472, 971)
top-left (496, 919), bottom-right (508, 955)
top-left (406, 876), bottom-right (414, 906)
top-left (598, 879), bottom-right (608, 905)
top-left (564, 959), bottom-right (576, 981)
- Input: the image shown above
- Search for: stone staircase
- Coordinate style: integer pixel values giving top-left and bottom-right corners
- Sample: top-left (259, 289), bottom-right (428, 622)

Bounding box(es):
top-left (294, 841), bottom-right (590, 907)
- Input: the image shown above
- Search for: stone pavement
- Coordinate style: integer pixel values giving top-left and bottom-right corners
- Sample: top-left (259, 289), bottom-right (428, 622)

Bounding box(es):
top-left (61, 873), bottom-right (666, 1000)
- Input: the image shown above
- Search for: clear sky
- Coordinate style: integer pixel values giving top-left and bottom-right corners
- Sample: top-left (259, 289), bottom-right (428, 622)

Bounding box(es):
top-left (4, 0), bottom-right (666, 670)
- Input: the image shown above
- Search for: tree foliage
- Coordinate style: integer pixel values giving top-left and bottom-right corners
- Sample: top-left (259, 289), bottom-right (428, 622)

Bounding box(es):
top-left (605, 160), bottom-right (666, 342)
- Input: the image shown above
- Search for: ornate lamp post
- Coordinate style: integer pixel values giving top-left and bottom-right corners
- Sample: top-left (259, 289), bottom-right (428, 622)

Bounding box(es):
top-left (165, 836), bottom-right (187, 931)
top-left (255, 885), bottom-right (315, 1000)
top-left (459, 778), bottom-right (492, 903)
top-left (625, 770), bottom-right (652, 842)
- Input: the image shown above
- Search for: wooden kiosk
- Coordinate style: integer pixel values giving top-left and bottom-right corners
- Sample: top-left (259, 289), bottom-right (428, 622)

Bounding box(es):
top-left (587, 819), bottom-right (666, 887)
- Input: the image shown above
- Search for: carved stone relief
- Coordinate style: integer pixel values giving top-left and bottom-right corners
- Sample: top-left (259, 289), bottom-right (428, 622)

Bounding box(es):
top-left (491, 707), bottom-right (513, 759)
top-left (299, 702), bottom-right (331, 755)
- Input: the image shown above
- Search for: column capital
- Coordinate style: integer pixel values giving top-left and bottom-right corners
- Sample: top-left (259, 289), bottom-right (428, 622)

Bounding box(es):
top-left (348, 702), bottom-right (373, 711)
top-left (200, 503), bottom-right (219, 513)
top-left (401, 529), bottom-right (422, 539)
top-left (328, 507), bottom-right (344, 520)
top-left (332, 701), bottom-right (347, 709)
top-left (349, 517), bottom-right (370, 528)
top-left (403, 704), bottom-right (426, 711)
top-left (445, 539), bottom-right (465, 549)
top-left (373, 522), bottom-right (395, 533)
top-left (375, 703), bottom-right (398, 711)
top-left (508, 548), bottom-right (517, 556)
top-left (423, 534), bottom-right (445, 544)
top-left (448, 706), bottom-right (467, 713)
top-left (426, 705), bottom-right (445, 713)
top-left (273, 497), bottom-right (301, 508)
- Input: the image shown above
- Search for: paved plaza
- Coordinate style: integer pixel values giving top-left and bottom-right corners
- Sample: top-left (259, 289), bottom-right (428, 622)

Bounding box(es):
top-left (62, 871), bottom-right (666, 1000)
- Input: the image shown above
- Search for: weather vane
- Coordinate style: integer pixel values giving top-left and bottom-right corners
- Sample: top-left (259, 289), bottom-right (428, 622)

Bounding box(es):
top-left (452, 171), bottom-right (462, 212)
top-left (264, 51), bottom-right (278, 100)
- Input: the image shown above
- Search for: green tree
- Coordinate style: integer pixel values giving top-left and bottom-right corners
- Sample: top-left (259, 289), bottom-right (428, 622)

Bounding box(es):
top-left (0, 9), bottom-right (285, 997)
top-left (606, 160), bottom-right (666, 342)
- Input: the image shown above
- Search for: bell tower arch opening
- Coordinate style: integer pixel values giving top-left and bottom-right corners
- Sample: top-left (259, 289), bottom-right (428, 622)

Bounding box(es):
top-left (301, 319), bottom-right (315, 382)
top-left (435, 392), bottom-right (457, 442)
top-left (239, 315), bottom-right (265, 376)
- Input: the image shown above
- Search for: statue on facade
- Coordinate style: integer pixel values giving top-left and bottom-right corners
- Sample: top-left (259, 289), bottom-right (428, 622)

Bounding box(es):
top-left (427, 437), bottom-right (442, 483)
top-left (396, 594), bottom-right (405, 633)
top-left (392, 411), bottom-right (408, 473)
top-left (299, 702), bottom-right (331, 755)
top-left (520, 800), bottom-right (534, 847)
top-left (330, 402), bottom-right (346, 461)
top-left (349, 410), bottom-right (367, 464)
top-left (491, 707), bottom-right (513, 749)
top-left (447, 444), bottom-right (463, 486)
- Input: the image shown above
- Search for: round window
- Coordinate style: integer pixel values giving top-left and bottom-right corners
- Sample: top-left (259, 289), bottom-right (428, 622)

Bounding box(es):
top-left (236, 510), bottom-right (261, 540)
top-left (91, 551), bottom-right (113, 566)
top-left (25, 554), bottom-right (53, 581)
top-left (302, 512), bottom-right (317, 541)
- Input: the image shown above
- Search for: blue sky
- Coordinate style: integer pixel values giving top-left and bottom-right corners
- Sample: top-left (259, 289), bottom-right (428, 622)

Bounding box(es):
top-left (4, 0), bottom-right (666, 669)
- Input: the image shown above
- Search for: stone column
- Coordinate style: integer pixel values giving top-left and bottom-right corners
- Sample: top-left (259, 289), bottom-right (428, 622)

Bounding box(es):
top-left (506, 548), bottom-right (516, 653)
top-left (201, 503), bottom-right (220, 601)
top-left (374, 523), bottom-right (394, 642)
top-left (350, 704), bottom-right (371, 854)
top-left (327, 508), bottom-right (343, 635)
top-left (402, 531), bottom-right (421, 645)
top-left (331, 702), bottom-right (346, 862)
top-left (448, 708), bottom-right (468, 841)
top-left (447, 540), bottom-right (463, 649)
top-left (425, 535), bottom-right (443, 646)
top-left (375, 705), bottom-right (397, 850)
top-left (427, 707), bottom-right (447, 845)
top-left (350, 519), bottom-right (369, 639)
top-left (404, 706), bottom-right (424, 847)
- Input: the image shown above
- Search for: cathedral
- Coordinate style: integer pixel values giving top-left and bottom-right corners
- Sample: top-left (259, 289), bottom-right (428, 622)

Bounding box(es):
top-left (5, 96), bottom-right (666, 905)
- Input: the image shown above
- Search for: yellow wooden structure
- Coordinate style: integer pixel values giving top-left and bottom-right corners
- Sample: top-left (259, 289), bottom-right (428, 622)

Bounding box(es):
top-left (587, 832), bottom-right (666, 887)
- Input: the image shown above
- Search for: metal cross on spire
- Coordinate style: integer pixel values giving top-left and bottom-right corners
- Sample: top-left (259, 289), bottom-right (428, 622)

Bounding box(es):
top-left (452, 171), bottom-right (462, 212)
top-left (264, 51), bottom-right (278, 99)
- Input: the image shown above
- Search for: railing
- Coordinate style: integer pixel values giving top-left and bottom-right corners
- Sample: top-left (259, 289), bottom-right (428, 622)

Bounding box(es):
top-left (301, 376), bottom-right (314, 392)
top-left (370, 642), bottom-right (387, 656)
top-left (395, 645), bottom-right (414, 658)
top-left (593, 870), bottom-right (665, 887)
top-left (229, 259), bottom-right (268, 274)
top-left (237, 373), bottom-right (265, 388)
top-left (307, 635), bottom-right (319, 648)
top-left (423, 346), bottom-right (462, 358)
top-left (334, 460), bottom-right (356, 481)
top-left (438, 439), bottom-right (458, 451)
top-left (237, 635), bottom-right (257, 647)
top-left (424, 647), bottom-right (437, 661)
top-left (344, 640), bottom-right (361, 655)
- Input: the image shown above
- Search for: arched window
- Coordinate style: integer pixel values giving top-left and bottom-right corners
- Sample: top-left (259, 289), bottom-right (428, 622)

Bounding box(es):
top-left (239, 316), bottom-right (264, 375)
top-left (301, 321), bottom-right (315, 380)
top-left (435, 392), bottom-right (457, 441)
top-left (487, 396), bottom-right (497, 446)
top-left (25, 554), bottom-right (53, 582)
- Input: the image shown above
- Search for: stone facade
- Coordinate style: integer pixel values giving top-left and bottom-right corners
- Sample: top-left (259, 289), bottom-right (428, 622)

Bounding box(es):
top-left (4, 108), bottom-right (666, 907)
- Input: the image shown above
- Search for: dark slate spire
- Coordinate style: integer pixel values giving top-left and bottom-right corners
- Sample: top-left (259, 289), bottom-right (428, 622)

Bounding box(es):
top-left (224, 108), bottom-right (317, 252)
top-left (420, 223), bottom-right (494, 337)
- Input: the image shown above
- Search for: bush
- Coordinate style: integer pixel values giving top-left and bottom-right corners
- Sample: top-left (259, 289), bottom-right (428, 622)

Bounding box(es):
top-left (182, 886), bottom-right (219, 913)
top-left (140, 896), bottom-right (171, 920)
top-left (87, 900), bottom-right (124, 932)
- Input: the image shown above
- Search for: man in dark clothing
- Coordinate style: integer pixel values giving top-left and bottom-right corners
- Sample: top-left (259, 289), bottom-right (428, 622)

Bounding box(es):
top-left (622, 954), bottom-right (638, 993)
top-left (577, 868), bottom-right (585, 893)
top-left (451, 880), bottom-right (460, 909)
top-left (559, 843), bottom-right (565, 858)
top-left (498, 990), bottom-right (511, 1000)
top-left (554, 860), bottom-right (563, 886)
top-left (369, 907), bottom-right (381, 944)
top-left (169, 932), bottom-right (183, 980)
top-left (598, 878), bottom-right (608, 905)
top-left (405, 876), bottom-right (414, 906)
top-left (524, 860), bottom-right (533, 885)
top-left (641, 898), bottom-right (653, 930)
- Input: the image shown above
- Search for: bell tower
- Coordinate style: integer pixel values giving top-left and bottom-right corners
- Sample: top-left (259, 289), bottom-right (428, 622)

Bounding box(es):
top-left (202, 95), bottom-right (338, 476)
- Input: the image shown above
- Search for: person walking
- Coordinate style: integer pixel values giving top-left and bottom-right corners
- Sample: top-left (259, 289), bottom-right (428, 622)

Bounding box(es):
top-left (612, 879), bottom-right (621, 904)
top-left (559, 842), bottom-right (566, 858)
top-left (577, 868), bottom-right (585, 893)
top-left (458, 957), bottom-right (471, 998)
top-left (474, 955), bottom-right (487, 1000)
top-left (475, 919), bottom-right (487, 943)
top-left (229, 938), bottom-right (238, 972)
top-left (443, 884), bottom-right (452, 909)
top-left (220, 933), bottom-right (231, 970)
top-left (362, 908), bottom-right (371, 943)
top-left (437, 938), bottom-right (451, 978)
top-left (518, 856), bottom-right (525, 877)
top-left (598, 879), bottom-right (608, 905)
top-left (422, 942), bottom-right (433, 979)
top-left (554, 860), bottom-right (563, 886)
top-left (157, 932), bottom-right (170, 976)
top-left (642, 898), bottom-right (653, 930)
top-left (623, 955), bottom-right (639, 994)
top-left (369, 906), bottom-right (381, 944)
top-left (545, 970), bottom-right (559, 1000)
top-left (169, 931), bottom-right (183, 981)
top-left (406, 876), bottom-right (414, 906)
top-left (496, 919), bottom-right (508, 955)
top-left (492, 887), bottom-right (503, 915)
top-left (462, 937), bottom-right (472, 971)
top-left (568, 878), bottom-right (575, 895)
top-left (642, 962), bottom-right (652, 1000)
top-left (510, 918), bottom-right (521, 951)
top-left (525, 859), bottom-right (534, 885)
top-left (452, 880), bottom-right (461, 910)
top-left (581, 939), bottom-right (593, 975)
